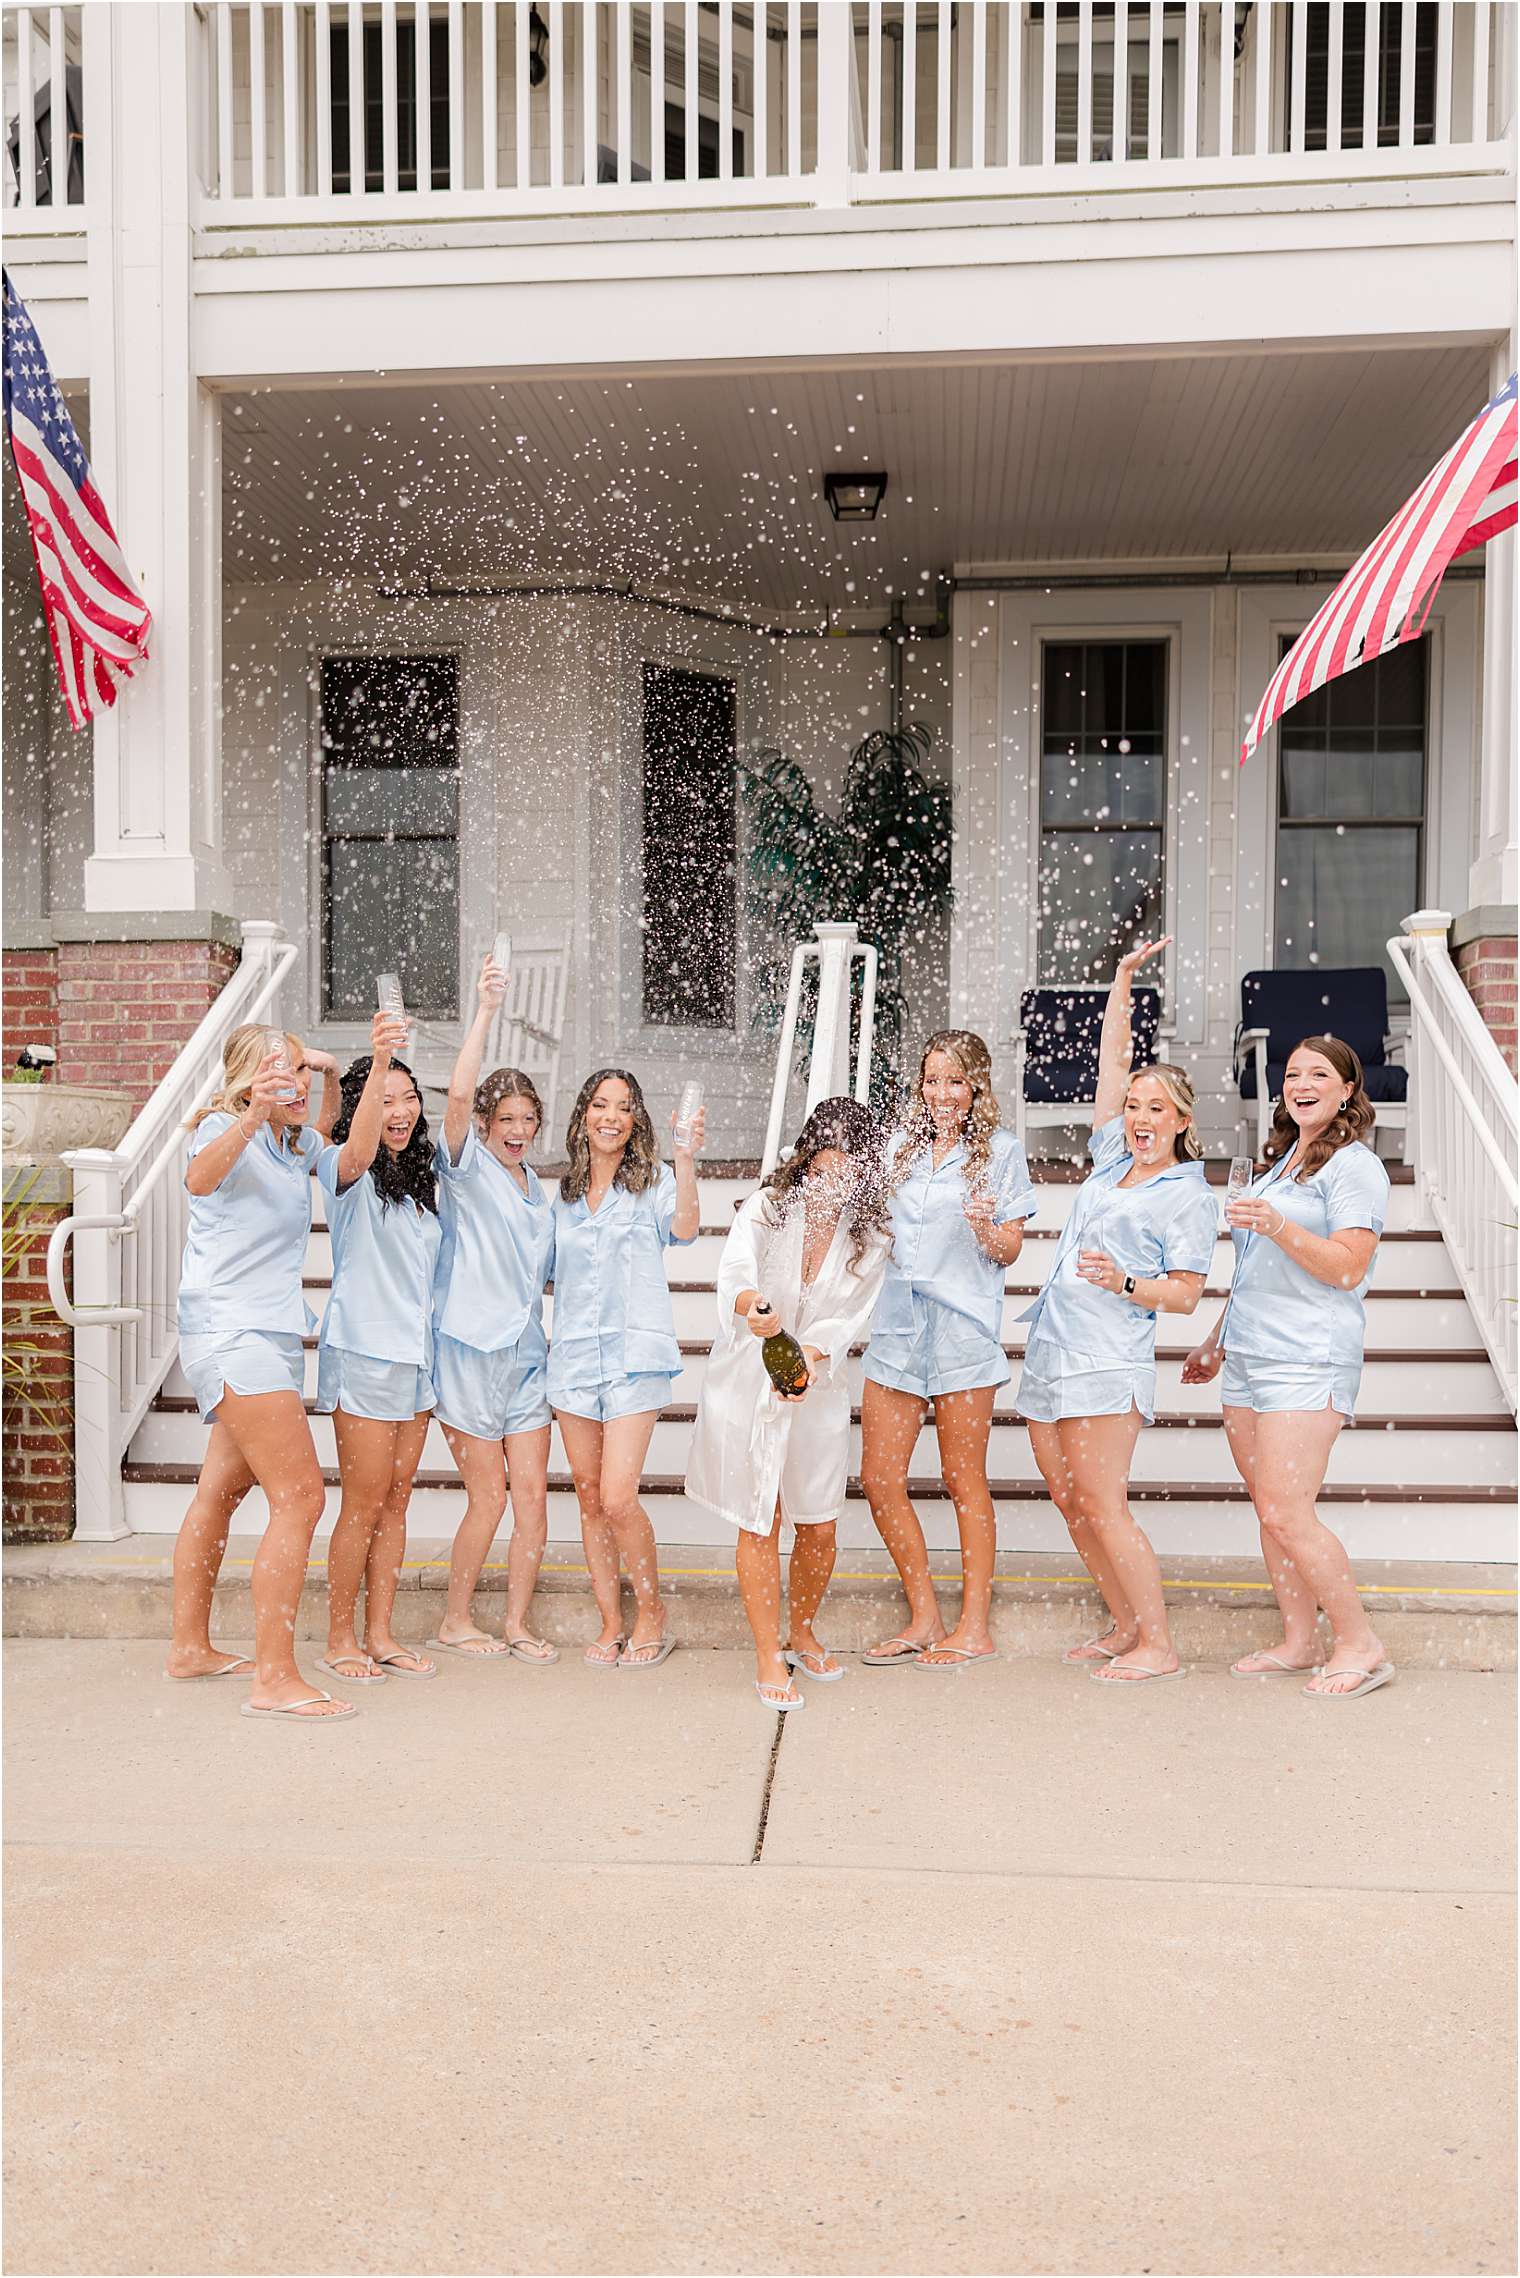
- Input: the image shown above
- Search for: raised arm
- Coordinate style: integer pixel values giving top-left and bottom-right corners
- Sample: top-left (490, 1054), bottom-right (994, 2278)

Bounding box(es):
top-left (669, 1105), bottom-right (705, 1243)
top-left (304, 1049), bottom-right (341, 1141)
top-left (442, 952), bottom-right (507, 1164)
top-left (1093, 936), bottom-right (1171, 1130)
top-left (334, 1012), bottom-right (409, 1189)
top-left (185, 1054), bottom-right (287, 1197)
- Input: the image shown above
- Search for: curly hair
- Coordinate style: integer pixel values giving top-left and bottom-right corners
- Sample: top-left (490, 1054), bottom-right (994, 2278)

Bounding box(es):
top-left (893, 1029), bottom-right (1003, 1196)
top-left (560, 1067), bottom-right (660, 1202)
top-left (1127, 1062), bottom-right (1205, 1163)
top-left (332, 1055), bottom-right (438, 1215)
top-left (1262, 1034), bottom-right (1376, 1179)
top-left (475, 1065), bottom-right (544, 1142)
top-left (758, 1096), bottom-right (893, 1277)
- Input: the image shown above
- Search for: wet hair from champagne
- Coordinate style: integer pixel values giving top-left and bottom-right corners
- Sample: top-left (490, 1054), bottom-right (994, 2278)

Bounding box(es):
top-left (895, 1028), bottom-right (1003, 1196)
top-left (475, 1065), bottom-right (544, 1143)
top-left (1126, 1061), bottom-right (1204, 1163)
top-left (1264, 1034), bottom-right (1376, 1178)
top-left (332, 1055), bottom-right (438, 1215)
top-left (186, 1021), bottom-right (307, 1149)
top-left (759, 1095), bottom-right (892, 1275)
top-left (561, 1067), bottom-right (660, 1201)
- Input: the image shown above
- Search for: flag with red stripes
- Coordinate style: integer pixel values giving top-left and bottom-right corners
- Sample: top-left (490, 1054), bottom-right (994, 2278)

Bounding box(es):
top-left (1242, 372), bottom-right (1517, 765)
top-left (2, 268), bottom-right (152, 730)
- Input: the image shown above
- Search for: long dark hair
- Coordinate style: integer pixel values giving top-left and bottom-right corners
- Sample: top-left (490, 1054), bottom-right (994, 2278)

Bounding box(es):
top-left (333, 1056), bottom-right (438, 1214)
top-left (1263, 1034), bottom-right (1376, 1179)
top-left (759, 1096), bottom-right (892, 1276)
top-left (561, 1067), bottom-right (660, 1202)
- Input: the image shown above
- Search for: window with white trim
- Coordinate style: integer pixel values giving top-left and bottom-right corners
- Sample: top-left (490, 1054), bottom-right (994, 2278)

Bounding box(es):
top-left (1038, 639), bottom-right (1167, 984)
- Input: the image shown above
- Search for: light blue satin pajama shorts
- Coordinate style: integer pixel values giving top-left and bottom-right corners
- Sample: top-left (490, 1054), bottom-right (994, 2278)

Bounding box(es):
top-left (863, 1293), bottom-right (1009, 1400)
top-left (550, 1370), bottom-right (676, 1425)
top-left (432, 1334), bottom-right (551, 1441)
top-left (180, 1329), bottom-right (306, 1424)
top-left (1221, 1352), bottom-right (1361, 1418)
top-left (315, 1345), bottom-right (436, 1423)
top-left (1016, 1340), bottom-right (1155, 1424)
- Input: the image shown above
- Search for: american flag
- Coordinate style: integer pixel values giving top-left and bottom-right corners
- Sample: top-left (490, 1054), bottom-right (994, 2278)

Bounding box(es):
top-left (2, 268), bottom-right (152, 730)
top-left (1242, 371), bottom-right (1518, 765)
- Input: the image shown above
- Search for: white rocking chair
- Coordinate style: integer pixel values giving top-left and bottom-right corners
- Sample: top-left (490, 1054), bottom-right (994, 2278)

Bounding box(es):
top-left (409, 937), bottom-right (569, 1151)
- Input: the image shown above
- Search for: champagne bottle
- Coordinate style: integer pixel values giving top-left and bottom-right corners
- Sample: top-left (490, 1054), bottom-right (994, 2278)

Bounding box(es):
top-left (756, 1299), bottom-right (809, 1396)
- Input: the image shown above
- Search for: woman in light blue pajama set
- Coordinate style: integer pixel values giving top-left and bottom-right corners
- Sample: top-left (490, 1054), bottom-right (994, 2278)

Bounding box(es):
top-left (860, 1028), bottom-right (1037, 1668)
top-left (170, 1018), bottom-right (355, 1723)
top-left (1020, 940), bottom-right (1218, 1685)
top-left (550, 1066), bottom-right (701, 1671)
top-left (314, 1026), bottom-right (440, 1688)
top-left (1185, 1033), bottom-right (1395, 1699)
top-left (431, 952), bottom-right (558, 1662)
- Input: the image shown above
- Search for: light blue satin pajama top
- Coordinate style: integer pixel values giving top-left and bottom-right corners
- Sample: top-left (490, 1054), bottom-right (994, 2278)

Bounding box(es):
top-left (546, 1166), bottom-right (692, 1401)
top-left (315, 1145), bottom-right (442, 1367)
top-left (177, 1114), bottom-right (321, 1338)
top-left (1224, 1141), bottom-right (1388, 1368)
top-left (433, 1128), bottom-right (554, 1358)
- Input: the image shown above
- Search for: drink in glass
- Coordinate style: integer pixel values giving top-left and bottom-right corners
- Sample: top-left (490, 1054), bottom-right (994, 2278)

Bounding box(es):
top-left (263, 1026), bottom-right (299, 1106)
top-left (490, 931), bottom-right (512, 987)
top-left (674, 1079), bottom-right (703, 1150)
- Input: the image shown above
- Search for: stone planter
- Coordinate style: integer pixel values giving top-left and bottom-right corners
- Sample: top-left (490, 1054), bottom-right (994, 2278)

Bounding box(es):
top-left (0, 1084), bottom-right (134, 1167)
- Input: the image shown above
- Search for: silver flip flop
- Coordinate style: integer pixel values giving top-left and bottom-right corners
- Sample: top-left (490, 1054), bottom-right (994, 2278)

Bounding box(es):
top-left (1303, 1660), bottom-right (1396, 1700)
top-left (756, 1679), bottom-right (805, 1711)
top-left (1089, 1662), bottom-right (1187, 1685)
top-left (240, 1688), bottom-right (358, 1723)
top-left (619, 1634), bottom-right (678, 1670)
top-left (368, 1649), bottom-right (437, 1680)
top-left (785, 1646), bottom-right (846, 1683)
top-left (426, 1634), bottom-right (511, 1658)
top-left (317, 1654), bottom-right (387, 1685)
top-left (164, 1654), bottom-right (254, 1682)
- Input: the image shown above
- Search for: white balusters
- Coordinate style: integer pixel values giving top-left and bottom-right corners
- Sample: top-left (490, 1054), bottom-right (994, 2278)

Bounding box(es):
top-left (249, 1), bottom-right (267, 195)
top-left (447, 0), bottom-right (464, 186)
top-left (751, 0), bottom-right (766, 179)
top-left (785, 0), bottom-right (801, 176)
top-left (416, 0), bottom-right (431, 190)
top-left (650, 0), bottom-right (666, 182)
top-left (1361, 0), bottom-right (1379, 151)
top-left (1218, 0), bottom-right (1235, 160)
top-left (1470, 0), bottom-right (1491, 143)
top-left (282, 0), bottom-right (300, 193)
top-left (346, 0), bottom-right (364, 193)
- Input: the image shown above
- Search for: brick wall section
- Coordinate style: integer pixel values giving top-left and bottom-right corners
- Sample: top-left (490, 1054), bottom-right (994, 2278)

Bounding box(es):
top-left (57, 940), bottom-right (239, 1113)
top-left (1456, 936), bottom-right (1518, 1075)
top-left (2, 1188), bottom-right (74, 1544)
top-left (2, 948), bottom-right (60, 1072)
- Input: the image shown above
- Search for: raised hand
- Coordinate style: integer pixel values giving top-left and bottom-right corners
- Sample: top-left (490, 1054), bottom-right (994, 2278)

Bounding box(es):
top-left (672, 1105), bottom-right (706, 1159)
top-left (1118, 934), bottom-right (1172, 979)
top-left (370, 1009), bottom-right (408, 1063)
top-left (246, 1052), bottom-right (289, 1124)
top-left (479, 953), bottom-right (507, 1010)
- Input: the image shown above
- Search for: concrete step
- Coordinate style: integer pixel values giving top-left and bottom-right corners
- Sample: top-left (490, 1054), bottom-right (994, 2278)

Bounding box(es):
top-left (6, 1536), bottom-right (1510, 1670)
top-left (127, 1396), bottom-right (1518, 1490)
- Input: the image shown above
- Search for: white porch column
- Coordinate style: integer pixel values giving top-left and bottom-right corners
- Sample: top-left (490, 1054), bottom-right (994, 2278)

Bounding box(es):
top-left (82, 4), bottom-right (230, 916)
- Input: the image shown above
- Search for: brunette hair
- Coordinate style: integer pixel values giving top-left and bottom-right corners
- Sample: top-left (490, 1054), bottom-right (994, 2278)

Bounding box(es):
top-left (1126, 1061), bottom-right (1204, 1163)
top-left (758, 1096), bottom-right (892, 1276)
top-left (560, 1067), bottom-right (660, 1202)
top-left (893, 1029), bottom-right (1003, 1195)
top-left (186, 1022), bottom-right (307, 1150)
top-left (475, 1065), bottom-right (544, 1143)
top-left (1263, 1035), bottom-right (1376, 1178)
top-left (332, 1055), bottom-right (438, 1215)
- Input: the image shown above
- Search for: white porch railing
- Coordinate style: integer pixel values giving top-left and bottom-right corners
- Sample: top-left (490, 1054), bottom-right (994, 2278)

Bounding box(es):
top-left (184, 0), bottom-right (1514, 222)
top-left (45, 920), bottom-right (298, 1541)
top-left (2, 3), bottom-right (85, 216)
top-left (761, 919), bottom-right (878, 1177)
top-left (1388, 908), bottom-right (1520, 1417)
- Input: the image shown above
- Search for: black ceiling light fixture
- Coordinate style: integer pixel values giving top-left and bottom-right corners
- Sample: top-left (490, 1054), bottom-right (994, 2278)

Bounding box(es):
top-left (824, 470), bottom-right (888, 522)
top-left (528, 6), bottom-right (549, 86)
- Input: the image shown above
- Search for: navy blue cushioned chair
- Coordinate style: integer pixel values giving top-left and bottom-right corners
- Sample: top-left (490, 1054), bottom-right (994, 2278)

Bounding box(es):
top-left (1234, 967), bottom-right (1407, 1156)
top-left (1012, 986), bottom-right (1163, 1150)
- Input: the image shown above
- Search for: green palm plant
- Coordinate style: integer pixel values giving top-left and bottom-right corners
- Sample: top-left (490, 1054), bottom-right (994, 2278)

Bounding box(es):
top-left (2, 1172), bottom-right (69, 1446)
top-left (739, 722), bottom-right (954, 1111)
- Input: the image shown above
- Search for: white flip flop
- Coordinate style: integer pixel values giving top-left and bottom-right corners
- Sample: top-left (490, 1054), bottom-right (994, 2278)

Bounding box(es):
top-left (240, 1688), bottom-right (357, 1723)
top-left (1303, 1660), bottom-right (1396, 1700)
top-left (426, 1634), bottom-right (511, 1659)
top-left (317, 1654), bottom-right (387, 1685)
top-left (756, 1680), bottom-right (805, 1711)
top-left (785, 1646), bottom-right (846, 1683)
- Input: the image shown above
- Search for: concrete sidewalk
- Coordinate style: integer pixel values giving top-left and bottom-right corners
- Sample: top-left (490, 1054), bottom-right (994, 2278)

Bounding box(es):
top-left (4, 1642), bottom-right (1514, 2277)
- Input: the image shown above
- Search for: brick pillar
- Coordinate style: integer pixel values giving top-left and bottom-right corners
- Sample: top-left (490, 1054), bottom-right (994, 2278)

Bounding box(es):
top-left (2, 946), bottom-right (60, 1071)
top-left (1454, 931), bottom-right (1518, 1075)
top-left (1, 1169), bottom-right (74, 1544)
top-left (57, 937), bottom-right (239, 1115)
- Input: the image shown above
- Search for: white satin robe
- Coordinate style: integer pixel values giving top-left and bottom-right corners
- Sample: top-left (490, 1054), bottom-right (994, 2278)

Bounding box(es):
top-left (685, 1192), bottom-right (890, 1537)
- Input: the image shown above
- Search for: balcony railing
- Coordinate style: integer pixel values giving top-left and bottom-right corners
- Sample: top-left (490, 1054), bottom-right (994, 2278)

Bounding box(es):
top-left (4, 1), bottom-right (1514, 222)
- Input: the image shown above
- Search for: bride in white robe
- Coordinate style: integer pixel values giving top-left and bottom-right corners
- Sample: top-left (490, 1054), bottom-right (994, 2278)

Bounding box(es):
top-left (686, 1098), bottom-right (891, 1708)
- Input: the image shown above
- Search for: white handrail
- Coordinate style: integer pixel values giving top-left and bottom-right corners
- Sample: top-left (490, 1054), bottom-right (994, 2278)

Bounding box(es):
top-left (761, 920), bottom-right (878, 1177)
top-left (49, 919), bottom-right (298, 1539)
top-left (1388, 909), bottom-right (1519, 1414)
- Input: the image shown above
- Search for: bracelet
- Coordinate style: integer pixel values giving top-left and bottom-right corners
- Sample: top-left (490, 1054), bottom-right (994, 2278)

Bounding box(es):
top-left (236, 1113), bottom-right (257, 1144)
top-left (1270, 1208), bottom-right (1286, 1236)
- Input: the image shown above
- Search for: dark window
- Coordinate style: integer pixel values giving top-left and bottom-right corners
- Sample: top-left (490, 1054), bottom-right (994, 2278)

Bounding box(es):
top-left (320, 656), bottom-right (460, 1020)
top-left (1274, 635), bottom-right (1427, 995)
top-left (662, 105), bottom-right (745, 179)
top-left (642, 664), bottom-right (737, 1027)
top-left (331, 17), bottom-right (453, 192)
top-left (1038, 640), bottom-right (1167, 985)
top-left (1300, 2), bottom-right (1437, 150)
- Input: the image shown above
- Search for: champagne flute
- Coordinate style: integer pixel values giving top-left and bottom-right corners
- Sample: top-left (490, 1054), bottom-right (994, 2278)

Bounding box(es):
top-left (263, 1025), bottom-right (299, 1106)
top-left (489, 932), bottom-right (512, 995)
top-left (674, 1079), bottom-right (703, 1151)
top-left (1225, 1154), bottom-right (1254, 1230)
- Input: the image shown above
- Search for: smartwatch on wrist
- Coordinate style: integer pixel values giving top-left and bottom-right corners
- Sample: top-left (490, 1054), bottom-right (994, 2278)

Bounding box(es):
top-left (1121, 1274), bottom-right (1137, 1297)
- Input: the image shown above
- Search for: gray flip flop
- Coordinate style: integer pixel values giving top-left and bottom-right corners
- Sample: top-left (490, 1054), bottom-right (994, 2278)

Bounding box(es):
top-left (1230, 1652), bottom-right (1316, 1679)
top-left (368, 1649), bottom-right (437, 1680)
top-left (860, 1636), bottom-right (931, 1666)
top-left (505, 1636), bottom-right (561, 1665)
top-left (619, 1634), bottom-right (678, 1670)
top-left (756, 1679), bottom-right (805, 1711)
top-left (426, 1634), bottom-right (511, 1658)
top-left (240, 1688), bottom-right (357, 1723)
top-left (785, 1646), bottom-right (846, 1683)
top-left (164, 1654), bottom-right (254, 1682)
top-left (1089, 1662), bottom-right (1187, 1685)
top-left (1303, 1660), bottom-right (1396, 1699)
top-left (317, 1654), bottom-right (387, 1685)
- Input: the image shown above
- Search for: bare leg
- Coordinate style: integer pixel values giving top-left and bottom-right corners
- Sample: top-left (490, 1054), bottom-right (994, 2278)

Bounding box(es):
top-left (1248, 1408), bottom-right (1385, 1692)
top-left (502, 1422), bottom-right (553, 1651)
top-left (860, 1377), bottom-right (944, 1652)
top-left (362, 1410), bottom-right (432, 1671)
top-left (1028, 1416), bottom-right (1139, 1658)
top-left (735, 1502), bottom-right (795, 1697)
top-left (1221, 1403), bottom-right (1320, 1673)
top-left (437, 1423), bottom-right (510, 1652)
top-left (786, 1519), bottom-right (841, 1674)
top-left (597, 1410), bottom-right (666, 1659)
top-left (327, 1409), bottom-right (400, 1672)
top-left (213, 1386), bottom-right (340, 1713)
top-left (1061, 1411), bottom-right (1178, 1678)
top-left (556, 1410), bottom-right (623, 1661)
top-left (920, 1385), bottom-right (998, 1661)
top-left (166, 1421), bottom-right (257, 1677)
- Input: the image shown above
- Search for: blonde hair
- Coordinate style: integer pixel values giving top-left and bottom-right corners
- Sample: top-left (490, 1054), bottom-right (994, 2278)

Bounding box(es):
top-left (1126, 1061), bottom-right (1203, 1163)
top-left (186, 1022), bottom-right (306, 1147)
top-left (894, 1029), bottom-right (1004, 1195)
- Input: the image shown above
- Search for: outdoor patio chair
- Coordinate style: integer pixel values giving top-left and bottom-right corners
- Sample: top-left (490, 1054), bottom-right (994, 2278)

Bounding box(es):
top-left (1233, 966), bottom-right (1407, 1157)
top-left (1011, 985), bottom-right (1163, 1152)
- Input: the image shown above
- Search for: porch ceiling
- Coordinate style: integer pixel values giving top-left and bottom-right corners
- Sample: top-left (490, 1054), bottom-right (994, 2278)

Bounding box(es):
top-left (223, 344), bottom-right (1494, 613)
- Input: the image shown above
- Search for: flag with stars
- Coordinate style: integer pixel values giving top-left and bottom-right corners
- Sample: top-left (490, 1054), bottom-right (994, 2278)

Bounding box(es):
top-left (2, 268), bottom-right (152, 729)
